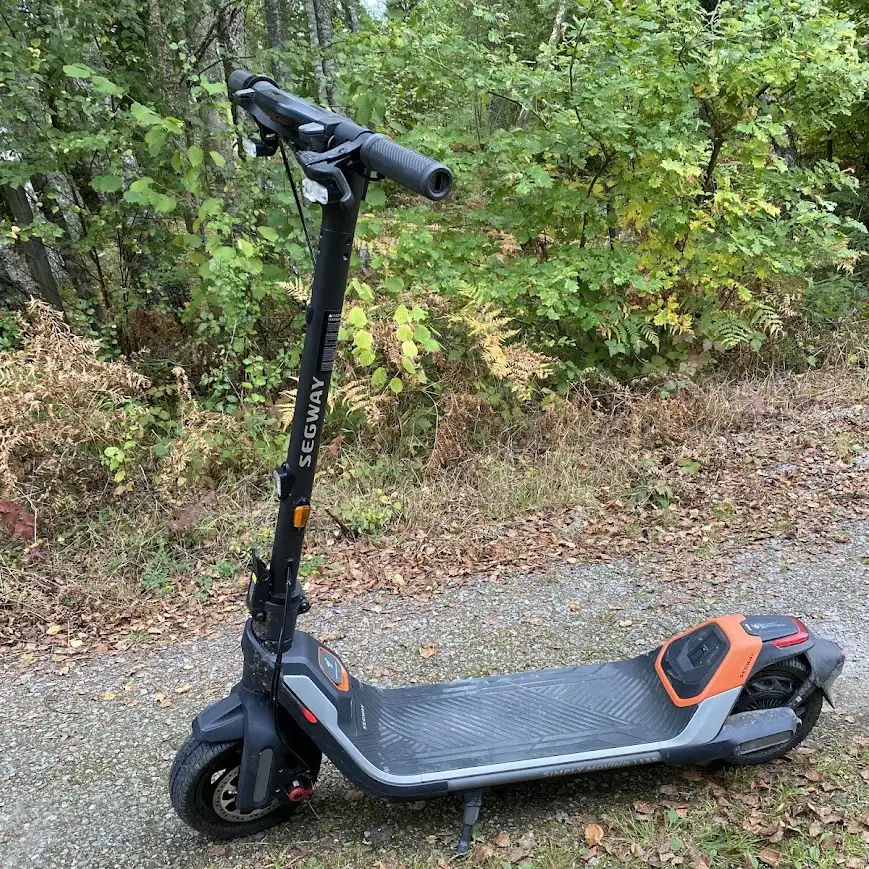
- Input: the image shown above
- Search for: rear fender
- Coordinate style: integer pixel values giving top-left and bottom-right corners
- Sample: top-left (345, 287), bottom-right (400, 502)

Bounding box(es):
top-left (748, 634), bottom-right (844, 706)
top-left (803, 638), bottom-right (845, 704)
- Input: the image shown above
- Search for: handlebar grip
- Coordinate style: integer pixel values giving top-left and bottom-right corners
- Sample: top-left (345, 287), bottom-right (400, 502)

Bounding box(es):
top-left (359, 134), bottom-right (453, 201)
top-left (228, 69), bottom-right (276, 96)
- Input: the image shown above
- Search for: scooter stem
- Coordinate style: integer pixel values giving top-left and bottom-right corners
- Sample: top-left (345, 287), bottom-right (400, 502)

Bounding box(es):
top-left (260, 170), bottom-right (366, 648)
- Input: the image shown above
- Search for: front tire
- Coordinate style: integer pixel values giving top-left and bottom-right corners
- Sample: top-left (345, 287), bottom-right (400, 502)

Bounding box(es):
top-left (169, 737), bottom-right (295, 838)
top-left (729, 656), bottom-right (823, 765)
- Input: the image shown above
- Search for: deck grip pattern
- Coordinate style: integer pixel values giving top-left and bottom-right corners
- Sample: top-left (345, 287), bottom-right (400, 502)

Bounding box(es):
top-left (346, 652), bottom-right (696, 775)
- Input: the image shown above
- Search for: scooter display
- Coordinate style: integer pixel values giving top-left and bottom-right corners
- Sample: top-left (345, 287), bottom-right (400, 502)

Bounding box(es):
top-left (170, 70), bottom-right (846, 853)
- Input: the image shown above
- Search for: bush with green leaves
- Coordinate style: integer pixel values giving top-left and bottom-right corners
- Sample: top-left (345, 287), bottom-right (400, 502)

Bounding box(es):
top-left (341, 0), bottom-right (869, 385)
top-left (4, 0), bottom-right (869, 490)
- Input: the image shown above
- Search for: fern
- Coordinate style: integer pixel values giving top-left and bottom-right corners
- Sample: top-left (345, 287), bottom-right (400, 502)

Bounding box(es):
top-left (708, 313), bottom-right (754, 349)
top-left (751, 304), bottom-right (783, 336)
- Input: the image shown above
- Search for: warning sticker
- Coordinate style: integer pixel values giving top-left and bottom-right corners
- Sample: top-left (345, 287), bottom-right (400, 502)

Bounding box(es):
top-left (318, 311), bottom-right (342, 372)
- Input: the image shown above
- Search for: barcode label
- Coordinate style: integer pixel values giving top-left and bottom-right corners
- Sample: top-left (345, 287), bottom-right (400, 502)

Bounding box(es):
top-left (318, 311), bottom-right (341, 372)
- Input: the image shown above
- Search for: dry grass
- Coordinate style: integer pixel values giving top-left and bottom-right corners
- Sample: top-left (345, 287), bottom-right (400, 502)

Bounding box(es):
top-left (0, 300), bottom-right (149, 510)
top-left (3, 363), bottom-right (869, 649)
top-left (323, 366), bottom-right (869, 532)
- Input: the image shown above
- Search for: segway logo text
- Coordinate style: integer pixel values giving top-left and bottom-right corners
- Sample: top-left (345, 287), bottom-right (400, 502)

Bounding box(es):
top-left (299, 377), bottom-right (325, 468)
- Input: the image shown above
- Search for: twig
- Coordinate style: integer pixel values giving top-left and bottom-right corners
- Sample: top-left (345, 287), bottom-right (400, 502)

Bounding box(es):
top-left (325, 508), bottom-right (354, 538)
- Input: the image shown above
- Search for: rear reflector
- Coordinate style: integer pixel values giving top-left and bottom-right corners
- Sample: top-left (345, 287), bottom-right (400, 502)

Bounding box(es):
top-left (773, 617), bottom-right (810, 648)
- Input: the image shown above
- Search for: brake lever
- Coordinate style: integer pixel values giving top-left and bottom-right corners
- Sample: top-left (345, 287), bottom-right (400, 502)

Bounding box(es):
top-left (297, 139), bottom-right (365, 209)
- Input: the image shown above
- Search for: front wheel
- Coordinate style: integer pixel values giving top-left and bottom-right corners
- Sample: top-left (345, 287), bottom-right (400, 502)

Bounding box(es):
top-left (729, 656), bottom-right (824, 766)
top-left (169, 737), bottom-right (296, 838)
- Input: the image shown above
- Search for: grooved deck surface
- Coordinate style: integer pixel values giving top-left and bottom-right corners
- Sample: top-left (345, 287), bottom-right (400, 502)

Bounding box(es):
top-left (348, 652), bottom-right (695, 775)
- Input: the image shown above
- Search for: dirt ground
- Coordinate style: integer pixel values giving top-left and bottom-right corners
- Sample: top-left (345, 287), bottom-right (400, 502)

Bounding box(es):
top-left (1, 521), bottom-right (867, 869)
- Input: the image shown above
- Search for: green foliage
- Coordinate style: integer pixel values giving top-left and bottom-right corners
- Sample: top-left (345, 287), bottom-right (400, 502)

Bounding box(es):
top-left (341, 0), bottom-right (869, 385)
top-left (335, 489), bottom-right (403, 535)
top-left (3, 0), bottom-right (869, 494)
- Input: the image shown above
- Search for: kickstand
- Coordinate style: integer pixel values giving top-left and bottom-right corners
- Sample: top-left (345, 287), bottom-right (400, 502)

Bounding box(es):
top-left (456, 789), bottom-right (484, 857)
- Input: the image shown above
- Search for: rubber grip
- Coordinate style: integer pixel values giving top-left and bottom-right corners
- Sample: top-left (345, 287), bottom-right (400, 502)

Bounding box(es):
top-left (359, 134), bottom-right (453, 201)
top-left (228, 69), bottom-right (278, 96)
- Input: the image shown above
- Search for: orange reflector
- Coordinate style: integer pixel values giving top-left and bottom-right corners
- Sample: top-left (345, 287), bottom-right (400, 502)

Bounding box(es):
top-left (302, 707), bottom-right (318, 724)
top-left (293, 504), bottom-right (311, 528)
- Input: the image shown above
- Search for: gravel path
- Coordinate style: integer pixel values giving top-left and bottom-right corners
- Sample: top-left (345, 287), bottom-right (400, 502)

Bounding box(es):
top-left (2, 524), bottom-right (868, 869)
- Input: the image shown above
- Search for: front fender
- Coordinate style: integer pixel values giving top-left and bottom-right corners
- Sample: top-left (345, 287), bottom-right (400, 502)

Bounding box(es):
top-left (192, 687), bottom-right (244, 742)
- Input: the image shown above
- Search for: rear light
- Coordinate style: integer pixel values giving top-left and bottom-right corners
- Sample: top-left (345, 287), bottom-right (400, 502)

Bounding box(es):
top-left (773, 617), bottom-right (810, 648)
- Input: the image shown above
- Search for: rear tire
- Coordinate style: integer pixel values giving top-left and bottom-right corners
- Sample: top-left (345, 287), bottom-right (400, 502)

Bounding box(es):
top-left (729, 656), bottom-right (823, 766)
top-left (169, 737), bottom-right (296, 838)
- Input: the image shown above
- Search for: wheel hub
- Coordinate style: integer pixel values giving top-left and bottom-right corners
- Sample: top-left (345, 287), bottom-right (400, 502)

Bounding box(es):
top-left (211, 765), bottom-right (280, 822)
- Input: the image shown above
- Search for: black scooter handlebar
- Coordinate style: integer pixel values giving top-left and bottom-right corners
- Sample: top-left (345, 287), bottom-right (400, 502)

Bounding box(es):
top-left (228, 69), bottom-right (453, 202)
top-left (360, 134), bottom-right (452, 201)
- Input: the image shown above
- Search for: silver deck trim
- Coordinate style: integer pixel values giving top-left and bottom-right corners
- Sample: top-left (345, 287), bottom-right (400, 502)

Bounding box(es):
top-left (284, 674), bottom-right (741, 789)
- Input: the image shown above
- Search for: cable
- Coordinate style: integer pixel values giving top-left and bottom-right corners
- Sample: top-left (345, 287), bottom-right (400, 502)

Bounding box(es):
top-left (278, 140), bottom-right (316, 269)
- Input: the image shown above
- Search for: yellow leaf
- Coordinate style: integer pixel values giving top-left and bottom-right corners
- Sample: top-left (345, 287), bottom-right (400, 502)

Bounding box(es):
top-left (101, 691), bottom-right (117, 701)
top-left (174, 684), bottom-right (191, 694)
top-left (69, 638), bottom-right (83, 649)
top-left (584, 823), bottom-right (604, 846)
top-left (46, 624), bottom-right (63, 636)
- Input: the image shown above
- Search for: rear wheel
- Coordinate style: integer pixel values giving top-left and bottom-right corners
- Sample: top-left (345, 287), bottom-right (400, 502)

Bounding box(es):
top-left (170, 737), bottom-right (310, 838)
top-left (729, 657), bottom-right (823, 765)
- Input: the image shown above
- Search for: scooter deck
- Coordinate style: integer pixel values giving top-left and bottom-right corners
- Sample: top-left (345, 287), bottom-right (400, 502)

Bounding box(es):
top-left (347, 651), bottom-right (695, 776)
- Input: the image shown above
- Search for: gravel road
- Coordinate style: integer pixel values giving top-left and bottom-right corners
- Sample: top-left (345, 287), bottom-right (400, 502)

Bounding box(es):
top-left (2, 524), bottom-right (868, 869)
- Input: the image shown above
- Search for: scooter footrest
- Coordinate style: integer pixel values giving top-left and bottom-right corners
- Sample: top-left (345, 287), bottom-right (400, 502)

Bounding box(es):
top-left (347, 652), bottom-right (696, 776)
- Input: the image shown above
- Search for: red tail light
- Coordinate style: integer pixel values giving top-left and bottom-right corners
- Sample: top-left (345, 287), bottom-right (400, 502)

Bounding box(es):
top-left (773, 617), bottom-right (810, 648)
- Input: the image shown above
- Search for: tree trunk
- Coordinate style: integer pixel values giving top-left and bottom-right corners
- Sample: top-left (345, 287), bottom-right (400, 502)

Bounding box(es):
top-left (0, 244), bottom-right (40, 305)
top-left (341, 0), bottom-right (360, 34)
top-left (217, 3), bottom-right (249, 165)
top-left (1, 184), bottom-right (64, 310)
top-left (188, 1), bottom-right (234, 167)
top-left (147, 0), bottom-right (187, 116)
top-left (304, 0), bottom-right (329, 105)
top-left (31, 173), bottom-right (96, 299)
top-left (313, 0), bottom-right (337, 105)
top-left (264, 0), bottom-right (288, 82)
top-left (518, 2), bottom-right (566, 128)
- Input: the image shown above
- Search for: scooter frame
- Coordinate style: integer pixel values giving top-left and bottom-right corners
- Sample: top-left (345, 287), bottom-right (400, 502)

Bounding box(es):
top-left (177, 70), bottom-right (846, 852)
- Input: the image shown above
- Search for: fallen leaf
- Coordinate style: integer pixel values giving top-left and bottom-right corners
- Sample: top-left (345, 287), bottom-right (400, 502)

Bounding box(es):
top-left (584, 823), bottom-right (604, 846)
top-left (174, 684), bottom-right (191, 694)
top-left (46, 624), bottom-right (63, 636)
top-left (419, 642), bottom-right (439, 659)
top-left (492, 831), bottom-right (510, 848)
top-left (758, 848), bottom-right (781, 867)
top-left (472, 844), bottom-right (495, 864)
top-left (100, 690), bottom-right (117, 701)
top-left (619, 619), bottom-right (634, 627)
top-left (68, 638), bottom-right (83, 649)
top-left (569, 602), bottom-right (581, 612)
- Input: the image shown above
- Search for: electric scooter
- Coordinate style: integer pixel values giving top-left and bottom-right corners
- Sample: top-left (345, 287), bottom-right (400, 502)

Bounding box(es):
top-left (170, 69), bottom-right (846, 853)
